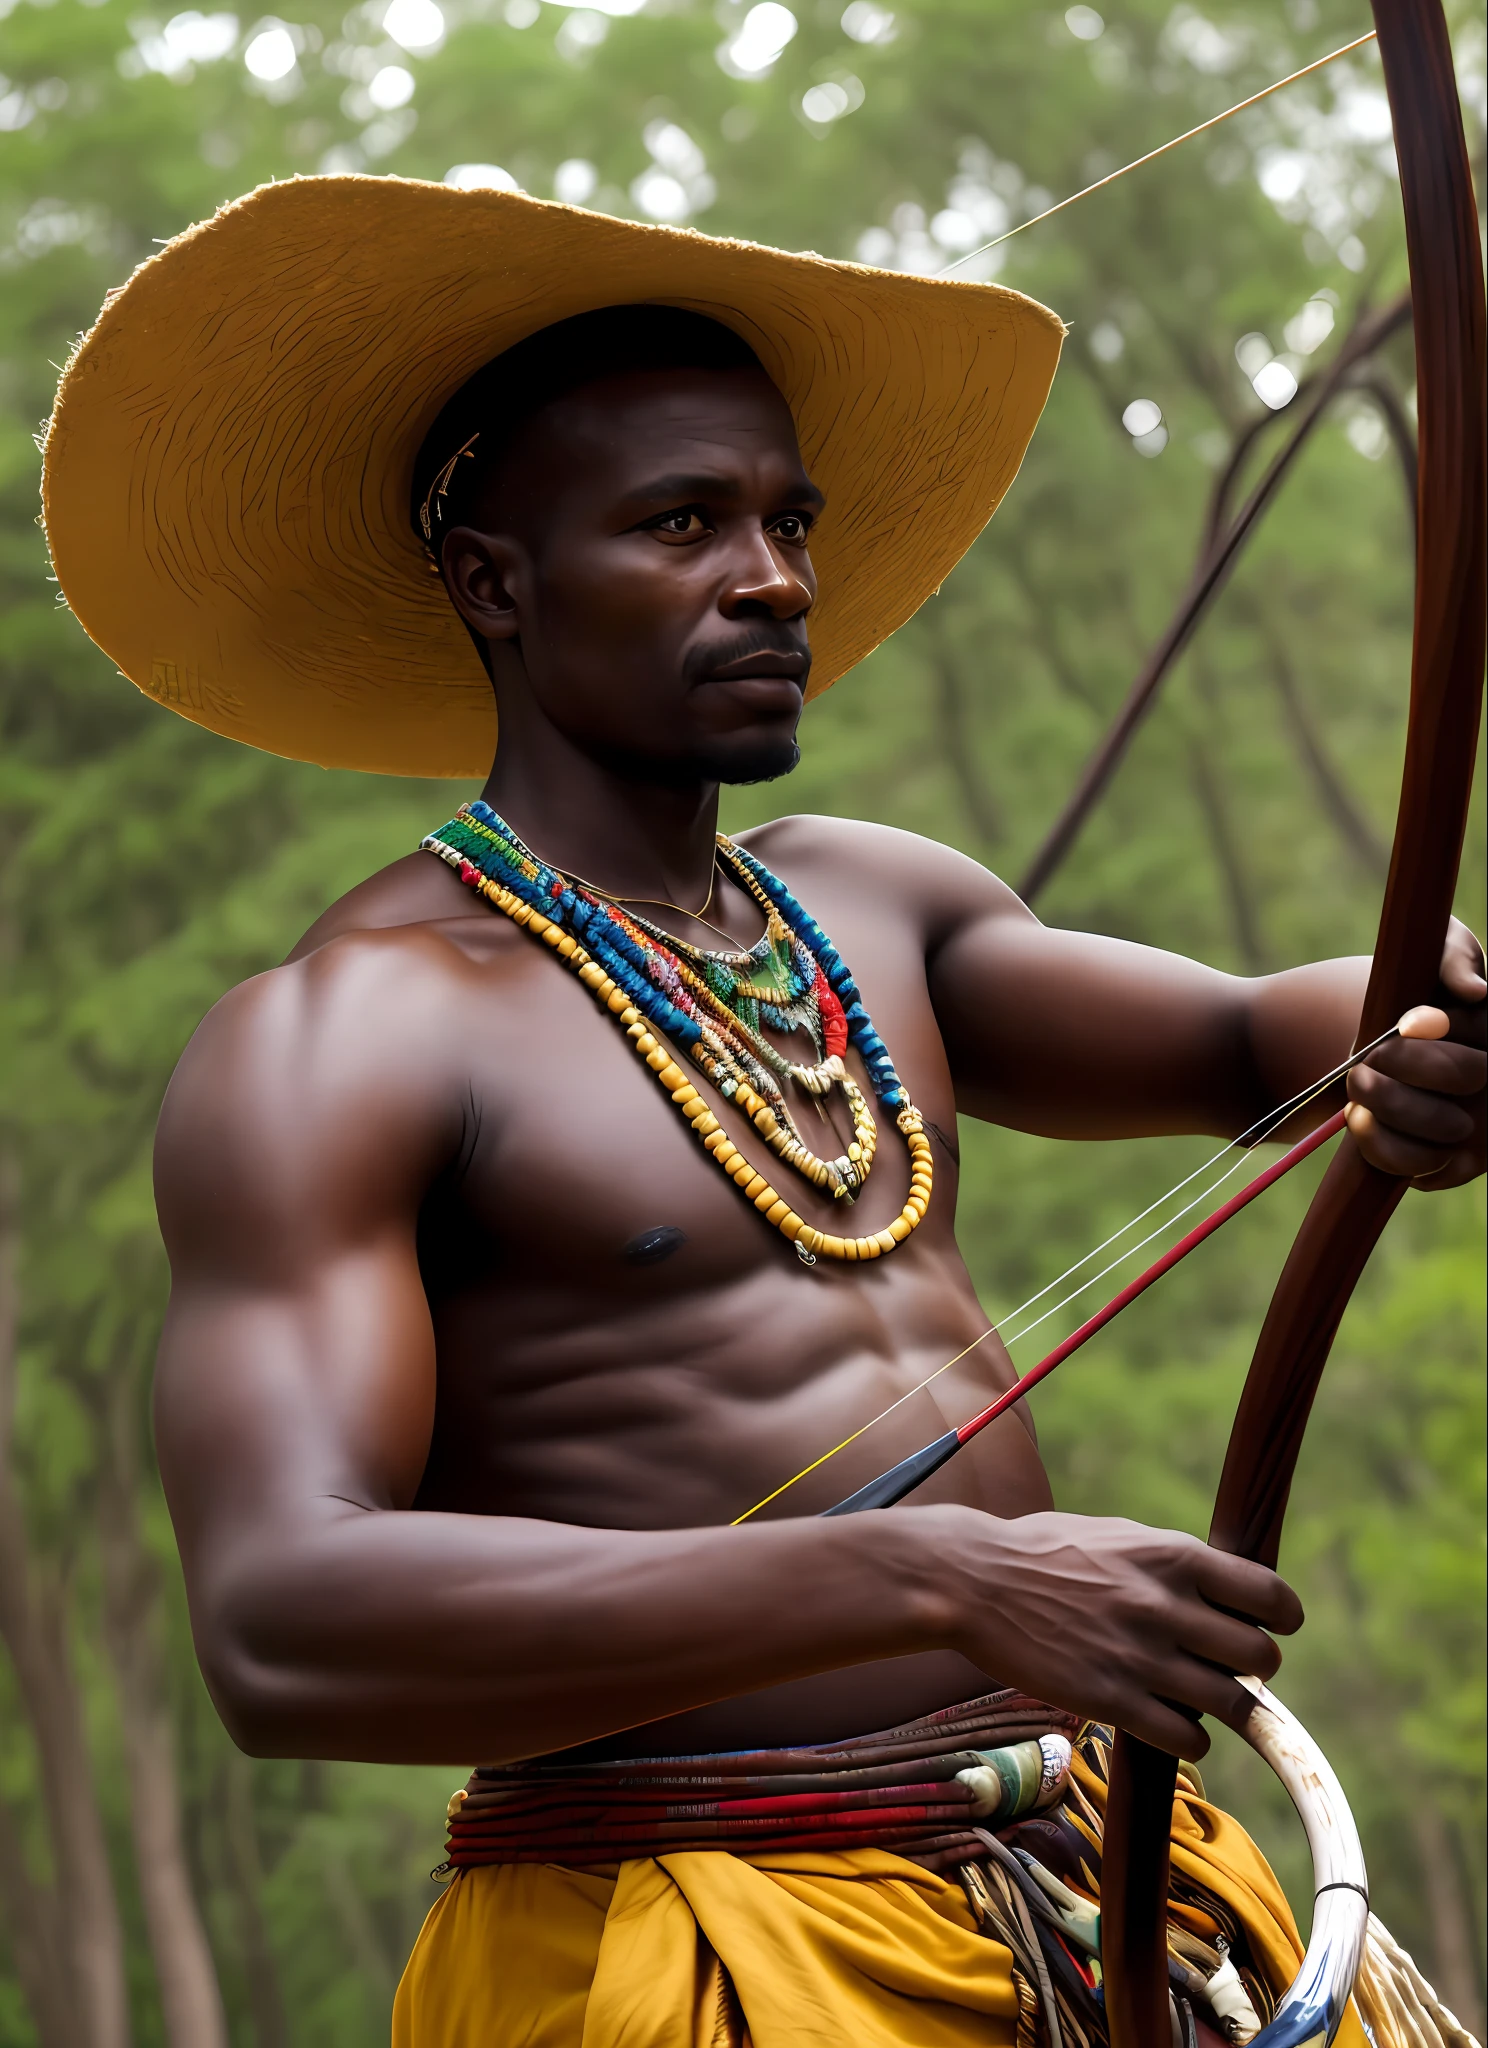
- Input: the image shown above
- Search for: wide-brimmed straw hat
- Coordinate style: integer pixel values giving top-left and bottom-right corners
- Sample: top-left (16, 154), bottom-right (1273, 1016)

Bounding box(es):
top-left (42, 176), bottom-right (1064, 778)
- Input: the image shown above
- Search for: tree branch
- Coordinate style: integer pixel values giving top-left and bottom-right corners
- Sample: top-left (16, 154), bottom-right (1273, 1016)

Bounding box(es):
top-left (1004, 549), bottom-right (1104, 712)
top-left (1259, 615), bottom-right (1391, 879)
top-left (1017, 293), bottom-right (1413, 906)
top-left (1186, 730), bottom-right (1268, 971)
top-left (1349, 367), bottom-right (1419, 537)
top-left (927, 634), bottom-right (1003, 847)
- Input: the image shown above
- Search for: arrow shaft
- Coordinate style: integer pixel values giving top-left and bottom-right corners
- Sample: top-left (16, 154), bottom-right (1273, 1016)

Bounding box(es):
top-left (822, 1108), bottom-right (1346, 1516)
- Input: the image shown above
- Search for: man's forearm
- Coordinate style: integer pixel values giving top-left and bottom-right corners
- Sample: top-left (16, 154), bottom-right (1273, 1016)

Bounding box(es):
top-left (198, 1504), bottom-right (955, 1763)
top-left (196, 1493), bottom-right (1309, 1765)
top-left (934, 912), bottom-right (1377, 1140)
top-left (1242, 956), bottom-right (1371, 1129)
top-left (1233, 942), bottom-right (1484, 1185)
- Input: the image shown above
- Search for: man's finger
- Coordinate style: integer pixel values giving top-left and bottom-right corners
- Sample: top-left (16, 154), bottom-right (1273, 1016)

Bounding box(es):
top-left (1347, 1069), bottom-right (1477, 1144)
top-left (1443, 957), bottom-right (1488, 1001)
top-left (1358, 1037), bottom-right (1486, 1094)
top-left (1399, 1004), bottom-right (1451, 1040)
top-left (1404, 1150), bottom-right (1477, 1193)
top-left (1439, 924), bottom-right (1488, 1003)
top-left (1159, 1660), bottom-right (1270, 1735)
top-left (1115, 1695), bottom-right (1214, 1762)
top-left (1344, 1104), bottom-right (1463, 1178)
top-left (1191, 1551), bottom-right (1303, 1635)
top-left (1176, 1607), bottom-right (1285, 1682)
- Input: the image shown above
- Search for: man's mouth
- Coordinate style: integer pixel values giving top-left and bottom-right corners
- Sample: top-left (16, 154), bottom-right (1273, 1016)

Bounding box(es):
top-left (702, 647), bottom-right (809, 684)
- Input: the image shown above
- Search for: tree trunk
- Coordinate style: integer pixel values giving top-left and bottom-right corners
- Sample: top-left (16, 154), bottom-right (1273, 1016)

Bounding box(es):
top-left (1408, 1800), bottom-right (1485, 2041)
top-left (224, 1751), bottom-right (290, 2048)
top-left (93, 1365), bottom-right (231, 2048)
top-left (321, 1838), bottom-right (398, 2010)
top-left (0, 1789), bottom-right (79, 2048)
top-left (0, 1160), bottom-right (132, 2048)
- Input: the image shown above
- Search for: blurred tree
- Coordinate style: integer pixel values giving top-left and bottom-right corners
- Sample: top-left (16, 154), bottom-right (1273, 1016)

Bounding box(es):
top-left (0, 0), bottom-right (1482, 2038)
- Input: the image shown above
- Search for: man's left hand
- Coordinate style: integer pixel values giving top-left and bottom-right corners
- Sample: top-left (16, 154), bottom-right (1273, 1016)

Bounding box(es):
top-left (1345, 917), bottom-right (1487, 1189)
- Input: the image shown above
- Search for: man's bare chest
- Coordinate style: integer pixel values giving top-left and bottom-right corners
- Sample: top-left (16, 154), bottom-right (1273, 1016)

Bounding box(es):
top-left (400, 881), bottom-right (1055, 1531)
top-left (420, 891), bottom-right (964, 1301)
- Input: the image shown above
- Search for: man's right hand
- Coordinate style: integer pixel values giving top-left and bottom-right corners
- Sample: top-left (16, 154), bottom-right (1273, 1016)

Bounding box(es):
top-left (922, 1506), bottom-right (1303, 1758)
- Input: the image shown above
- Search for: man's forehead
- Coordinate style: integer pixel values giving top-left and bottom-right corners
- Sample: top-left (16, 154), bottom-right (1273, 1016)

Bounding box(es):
top-left (551, 364), bottom-right (796, 442)
top-left (533, 367), bottom-right (814, 491)
top-left (413, 307), bottom-right (797, 542)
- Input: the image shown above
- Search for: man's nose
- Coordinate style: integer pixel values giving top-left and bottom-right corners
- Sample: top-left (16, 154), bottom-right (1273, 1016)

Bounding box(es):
top-left (719, 531), bottom-right (814, 620)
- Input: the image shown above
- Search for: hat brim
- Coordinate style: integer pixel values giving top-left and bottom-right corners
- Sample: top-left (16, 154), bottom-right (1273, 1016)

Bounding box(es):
top-left (42, 175), bottom-right (1064, 778)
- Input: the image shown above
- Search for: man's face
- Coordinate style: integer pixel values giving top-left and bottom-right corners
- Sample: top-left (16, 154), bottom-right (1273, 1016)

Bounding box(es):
top-left (441, 366), bottom-right (820, 786)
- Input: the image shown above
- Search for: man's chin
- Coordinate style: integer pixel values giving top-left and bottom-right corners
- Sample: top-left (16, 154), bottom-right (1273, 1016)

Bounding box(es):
top-left (588, 730), bottom-right (801, 790)
top-left (708, 736), bottom-right (802, 787)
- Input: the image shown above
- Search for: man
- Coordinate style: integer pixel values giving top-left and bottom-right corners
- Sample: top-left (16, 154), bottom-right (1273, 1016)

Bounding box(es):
top-left (44, 180), bottom-right (1484, 2046)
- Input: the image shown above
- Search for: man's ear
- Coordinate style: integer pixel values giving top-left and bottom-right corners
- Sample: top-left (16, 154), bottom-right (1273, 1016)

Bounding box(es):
top-left (440, 527), bottom-right (525, 644)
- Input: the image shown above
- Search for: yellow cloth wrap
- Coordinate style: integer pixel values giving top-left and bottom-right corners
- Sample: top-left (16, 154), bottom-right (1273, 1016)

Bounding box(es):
top-left (393, 1758), bottom-right (1382, 2047)
top-left (392, 1849), bottom-right (1017, 2047)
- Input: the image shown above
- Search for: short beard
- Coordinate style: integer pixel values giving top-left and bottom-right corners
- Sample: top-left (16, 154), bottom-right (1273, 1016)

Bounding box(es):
top-left (709, 736), bottom-right (802, 787)
top-left (576, 722), bottom-right (803, 794)
top-left (589, 733), bottom-right (801, 791)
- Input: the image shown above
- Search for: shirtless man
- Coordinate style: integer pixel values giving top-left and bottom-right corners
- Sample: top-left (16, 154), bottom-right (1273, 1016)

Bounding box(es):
top-left (72, 220), bottom-right (1478, 2039)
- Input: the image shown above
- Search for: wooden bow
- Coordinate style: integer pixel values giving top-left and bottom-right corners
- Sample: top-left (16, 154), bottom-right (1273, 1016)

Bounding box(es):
top-left (1099, 2), bottom-right (1488, 2040)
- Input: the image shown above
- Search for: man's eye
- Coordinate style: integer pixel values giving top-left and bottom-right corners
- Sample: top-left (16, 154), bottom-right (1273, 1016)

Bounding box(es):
top-left (769, 513), bottom-right (812, 545)
top-left (649, 509), bottom-right (711, 542)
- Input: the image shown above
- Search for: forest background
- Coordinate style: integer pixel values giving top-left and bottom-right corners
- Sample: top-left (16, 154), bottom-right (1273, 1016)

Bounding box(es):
top-left (0, 0), bottom-right (1483, 2037)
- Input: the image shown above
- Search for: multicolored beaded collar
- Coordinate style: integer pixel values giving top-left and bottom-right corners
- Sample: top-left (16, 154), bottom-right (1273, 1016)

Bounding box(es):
top-left (421, 803), bottom-right (933, 1265)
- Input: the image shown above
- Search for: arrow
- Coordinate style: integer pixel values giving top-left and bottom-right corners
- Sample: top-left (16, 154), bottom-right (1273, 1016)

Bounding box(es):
top-left (820, 1107), bottom-right (1347, 1516)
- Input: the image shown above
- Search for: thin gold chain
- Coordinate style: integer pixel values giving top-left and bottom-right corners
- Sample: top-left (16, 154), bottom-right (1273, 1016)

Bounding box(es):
top-left (553, 849), bottom-right (759, 954)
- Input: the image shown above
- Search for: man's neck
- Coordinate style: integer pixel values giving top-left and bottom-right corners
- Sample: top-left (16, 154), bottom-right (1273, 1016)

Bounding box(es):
top-left (479, 737), bottom-right (721, 912)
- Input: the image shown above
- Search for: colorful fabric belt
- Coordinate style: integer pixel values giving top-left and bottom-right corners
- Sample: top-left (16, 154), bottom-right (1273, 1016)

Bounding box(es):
top-left (433, 1699), bottom-right (1298, 2046)
top-left (440, 1689), bottom-right (1081, 1874)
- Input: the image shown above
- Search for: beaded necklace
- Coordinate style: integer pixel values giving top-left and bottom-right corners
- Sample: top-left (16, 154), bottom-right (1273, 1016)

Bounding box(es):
top-left (422, 802), bottom-right (932, 1265)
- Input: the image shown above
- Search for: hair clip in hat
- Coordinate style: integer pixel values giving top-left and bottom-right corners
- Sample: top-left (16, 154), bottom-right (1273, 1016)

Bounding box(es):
top-left (418, 431), bottom-right (481, 544)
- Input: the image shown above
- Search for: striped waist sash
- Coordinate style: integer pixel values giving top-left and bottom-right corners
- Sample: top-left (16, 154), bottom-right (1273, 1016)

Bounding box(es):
top-left (441, 1689), bottom-right (1081, 1872)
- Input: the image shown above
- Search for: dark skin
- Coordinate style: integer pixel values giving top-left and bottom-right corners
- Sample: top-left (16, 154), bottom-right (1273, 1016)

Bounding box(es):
top-left (153, 365), bottom-right (1486, 1772)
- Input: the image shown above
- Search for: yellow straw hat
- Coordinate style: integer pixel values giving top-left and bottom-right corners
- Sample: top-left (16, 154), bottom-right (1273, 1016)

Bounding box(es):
top-left (42, 175), bottom-right (1064, 779)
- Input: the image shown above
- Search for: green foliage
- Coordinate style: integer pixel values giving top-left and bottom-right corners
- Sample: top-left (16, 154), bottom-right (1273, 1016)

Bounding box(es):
top-left (1, 0), bottom-right (1483, 2038)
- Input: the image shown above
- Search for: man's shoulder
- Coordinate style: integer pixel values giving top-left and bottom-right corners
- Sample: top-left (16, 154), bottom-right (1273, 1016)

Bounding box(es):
top-left (171, 922), bottom-right (461, 1097)
top-left (286, 847), bottom-right (495, 962)
top-left (737, 811), bottom-right (959, 871)
top-left (162, 872), bottom-right (521, 1143)
top-left (735, 814), bottom-right (1024, 923)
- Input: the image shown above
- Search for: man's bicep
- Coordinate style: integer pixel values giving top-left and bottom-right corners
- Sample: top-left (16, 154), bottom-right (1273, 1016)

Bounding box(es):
top-left (152, 959), bottom-right (452, 1562)
top-left (930, 911), bottom-right (1255, 1137)
top-left (155, 1245), bottom-right (437, 1547)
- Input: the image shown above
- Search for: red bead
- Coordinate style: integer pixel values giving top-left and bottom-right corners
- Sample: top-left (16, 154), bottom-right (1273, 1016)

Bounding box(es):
top-left (815, 965), bottom-right (849, 1059)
